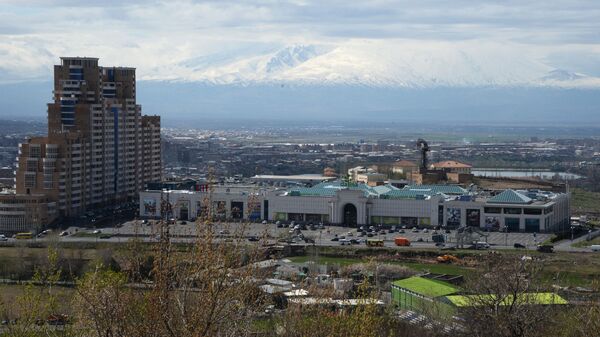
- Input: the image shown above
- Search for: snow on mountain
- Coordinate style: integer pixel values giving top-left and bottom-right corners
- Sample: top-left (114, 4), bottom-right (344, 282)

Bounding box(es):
top-left (166, 41), bottom-right (600, 88)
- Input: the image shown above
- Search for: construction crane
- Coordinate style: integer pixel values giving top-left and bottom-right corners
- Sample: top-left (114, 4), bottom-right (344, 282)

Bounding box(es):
top-left (416, 138), bottom-right (430, 172)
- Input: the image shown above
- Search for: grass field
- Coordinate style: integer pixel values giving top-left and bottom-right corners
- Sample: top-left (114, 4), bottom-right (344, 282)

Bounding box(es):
top-left (572, 236), bottom-right (600, 248)
top-left (571, 188), bottom-right (600, 215)
top-left (289, 251), bottom-right (600, 289)
top-left (287, 256), bottom-right (472, 276)
top-left (0, 284), bottom-right (75, 319)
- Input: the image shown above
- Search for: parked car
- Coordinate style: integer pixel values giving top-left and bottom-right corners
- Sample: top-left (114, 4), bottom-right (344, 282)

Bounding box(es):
top-left (0, 235), bottom-right (7, 242)
top-left (59, 231), bottom-right (69, 236)
top-left (262, 220), bottom-right (268, 224)
top-left (412, 227), bottom-right (419, 233)
top-left (247, 236), bottom-right (259, 242)
top-left (514, 243), bottom-right (526, 249)
top-left (537, 245), bottom-right (554, 253)
top-left (331, 237), bottom-right (339, 242)
top-left (219, 230), bottom-right (230, 235)
top-left (339, 239), bottom-right (351, 245)
top-left (92, 229), bottom-right (102, 234)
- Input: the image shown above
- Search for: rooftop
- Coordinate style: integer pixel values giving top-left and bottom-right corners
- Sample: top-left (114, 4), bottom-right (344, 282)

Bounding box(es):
top-left (394, 160), bottom-right (418, 167)
top-left (444, 293), bottom-right (568, 307)
top-left (392, 276), bottom-right (459, 298)
top-left (488, 189), bottom-right (533, 204)
top-left (287, 181), bottom-right (468, 199)
top-left (252, 174), bottom-right (335, 182)
top-left (431, 160), bottom-right (473, 168)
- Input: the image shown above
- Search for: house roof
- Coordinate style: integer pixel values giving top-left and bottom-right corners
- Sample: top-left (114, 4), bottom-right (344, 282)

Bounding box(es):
top-left (488, 189), bottom-right (533, 204)
top-left (445, 293), bottom-right (567, 307)
top-left (392, 276), bottom-right (459, 298)
top-left (431, 160), bottom-right (472, 168)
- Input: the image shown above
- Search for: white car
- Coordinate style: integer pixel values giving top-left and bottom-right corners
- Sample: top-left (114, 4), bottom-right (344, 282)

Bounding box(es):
top-left (0, 234), bottom-right (7, 242)
top-left (92, 229), bottom-right (102, 234)
top-left (262, 220), bottom-right (268, 224)
top-left (347, 231), bottom-right (354, 237)
top-left (339, 239), bottom-right (351, 245)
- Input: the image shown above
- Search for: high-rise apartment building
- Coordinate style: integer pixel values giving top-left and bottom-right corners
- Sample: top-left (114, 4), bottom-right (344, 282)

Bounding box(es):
top-left (0, 57), bottom-right (161, 232)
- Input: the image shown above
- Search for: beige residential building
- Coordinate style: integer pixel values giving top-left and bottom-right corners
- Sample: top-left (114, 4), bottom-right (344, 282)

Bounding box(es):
top-left (0, 57), bottom-right (161, 233)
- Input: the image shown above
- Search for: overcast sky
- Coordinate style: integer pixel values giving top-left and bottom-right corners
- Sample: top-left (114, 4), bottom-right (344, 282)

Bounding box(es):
top-left (1, 0), bottom-right (600, 82)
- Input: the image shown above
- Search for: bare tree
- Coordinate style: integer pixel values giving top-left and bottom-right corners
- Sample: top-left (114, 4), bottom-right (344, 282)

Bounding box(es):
top-left (458, 255), bottom-right (561, 337)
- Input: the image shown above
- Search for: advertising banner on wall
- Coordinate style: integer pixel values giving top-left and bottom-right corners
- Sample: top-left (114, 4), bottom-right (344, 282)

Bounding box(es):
top-left (466, 209), bottom-right (481, 227)
top-left (485, 216), bottom-right (500, 230)
top-left (143, 199), bottom-right (156, 215)
top-left (447, 208), bottom-right (461, 227)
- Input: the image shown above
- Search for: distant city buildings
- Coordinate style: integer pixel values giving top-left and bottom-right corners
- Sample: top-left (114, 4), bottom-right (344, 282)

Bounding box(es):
top-left (0, 57), bottom-right (161, 233)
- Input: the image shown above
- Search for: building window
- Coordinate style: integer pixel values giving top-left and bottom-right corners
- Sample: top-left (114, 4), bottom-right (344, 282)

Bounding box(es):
top-left (525, 218), bottom-right (540, 232)
top-left (484, 207), bottom-right (501, 214)
top-left (504, 207), bottom-right (522, 215)
top-left (505, 218), bottom-right (520, 231)
top-left (523, 208), bottom-right (542, 215)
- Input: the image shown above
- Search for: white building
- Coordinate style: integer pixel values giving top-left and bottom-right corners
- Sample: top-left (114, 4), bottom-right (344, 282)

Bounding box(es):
top-left (139, 181), bottom-right (570, 233)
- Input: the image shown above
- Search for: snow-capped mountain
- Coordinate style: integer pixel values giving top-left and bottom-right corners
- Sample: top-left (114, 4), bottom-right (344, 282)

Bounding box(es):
top-left (159, 41), bottom-right (600, 88)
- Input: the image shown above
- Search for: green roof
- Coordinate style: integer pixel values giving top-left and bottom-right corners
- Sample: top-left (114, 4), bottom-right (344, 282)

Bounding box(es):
top-left (392, 276), bottom-right (459, 298)
top-left (488, 189), bottom-right (533, 204)
top-left (445, 293), bottom-right (567, 307)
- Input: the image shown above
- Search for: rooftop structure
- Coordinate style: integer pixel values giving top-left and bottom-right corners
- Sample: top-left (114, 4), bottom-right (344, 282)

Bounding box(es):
top-left (392, 276), bottom-right (567, 319)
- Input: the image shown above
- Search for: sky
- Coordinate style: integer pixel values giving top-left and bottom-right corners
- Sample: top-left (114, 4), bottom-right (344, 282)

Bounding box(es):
top-left (1, 0), bottom-right (600, 83)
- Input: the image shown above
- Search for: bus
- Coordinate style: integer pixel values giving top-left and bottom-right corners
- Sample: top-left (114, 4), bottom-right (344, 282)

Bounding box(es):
top-left (366, 239), bottom-right (384, 247)
top-left (15, 232), bottom-right (33, 240)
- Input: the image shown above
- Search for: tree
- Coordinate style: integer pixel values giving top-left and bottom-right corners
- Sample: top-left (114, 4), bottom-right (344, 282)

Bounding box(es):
top-left (458, 255), bottom-right (561, 337)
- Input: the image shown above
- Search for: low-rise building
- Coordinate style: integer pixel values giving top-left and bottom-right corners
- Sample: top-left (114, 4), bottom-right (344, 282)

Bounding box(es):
top-left (392, 275), bottom-right (567, 319)
top-left (139, 180), bottom-right (570, 233)
top-left (0, 193), bottom-right (58, 233)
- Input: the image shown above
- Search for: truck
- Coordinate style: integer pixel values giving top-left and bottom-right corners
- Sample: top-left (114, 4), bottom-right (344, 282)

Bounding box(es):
top-left (366, 239), bottom-right (384, 247)
top-left (394, 237), bottom-right (411, 246)
top-left (591, 245), bottom-right (600, 252)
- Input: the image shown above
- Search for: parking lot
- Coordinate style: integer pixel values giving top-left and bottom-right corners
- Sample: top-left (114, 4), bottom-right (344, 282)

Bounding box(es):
top-left (50, 220), bottom-right (554, 250)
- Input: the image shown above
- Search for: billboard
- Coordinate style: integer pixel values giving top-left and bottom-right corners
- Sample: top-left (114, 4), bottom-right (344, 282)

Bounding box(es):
top-left (446, 208), bottom-right (461, 227)
top-left (143, 199), bottom-right (156, 215)
top-left (466, 209), bottom-right (481, 227)
top-left (485, 216), bottom-right (500, 230)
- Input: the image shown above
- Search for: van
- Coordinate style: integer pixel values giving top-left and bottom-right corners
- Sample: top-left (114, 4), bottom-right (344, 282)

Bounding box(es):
top-left (394, 237), bottom-right (411, 246)
top-left (591, 245), bottom-right (600, 252)
top-left (475, 241), bottom-right (490, 249)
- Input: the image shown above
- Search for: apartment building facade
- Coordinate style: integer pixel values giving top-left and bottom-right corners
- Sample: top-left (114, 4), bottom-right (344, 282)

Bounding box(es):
top-left (0, 57), bottom-right (161, 233)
